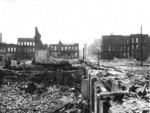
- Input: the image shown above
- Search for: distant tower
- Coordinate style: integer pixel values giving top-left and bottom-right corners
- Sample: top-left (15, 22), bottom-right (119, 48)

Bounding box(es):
top-left (0, 33), bottom-right (2, 43)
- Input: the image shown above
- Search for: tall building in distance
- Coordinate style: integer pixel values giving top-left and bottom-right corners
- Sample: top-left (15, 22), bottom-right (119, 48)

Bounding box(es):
top-left (101, 34), bottom-right (150, 60)
top-left (0, 33), bottom-right (2, 43)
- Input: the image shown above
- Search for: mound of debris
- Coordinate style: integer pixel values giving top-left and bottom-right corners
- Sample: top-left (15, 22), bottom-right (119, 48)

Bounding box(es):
top-left (0, 81), bottom-right (89, 113)
top-left (110, 97), bottom-right (150, 113)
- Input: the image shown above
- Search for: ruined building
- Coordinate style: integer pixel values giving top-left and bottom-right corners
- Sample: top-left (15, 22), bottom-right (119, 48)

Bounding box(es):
top-left (0, 27), bottom-right (80, 61)
top-left (0, 42), bottom-right (18, 60)
top-left (34, 27), bottom-right (43, 50)
top-left (101, 34), bottom-right (150, 60)
top-left (0, 43), bottom-right (7, 60)
top-left (7, 44), bottom-right (18, 60)
top-left (17, 27), bottom-right (44, 60)
top-left (49, 41), bottom-right (79, 59)
top-left (17, 38), bottom-right (35, 60)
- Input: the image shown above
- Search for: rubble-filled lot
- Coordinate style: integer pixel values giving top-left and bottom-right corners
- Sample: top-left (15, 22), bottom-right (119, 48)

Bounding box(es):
top-left (97, 58), bottom-right (150, 113)
top-left (0, 58), bottom-right (150, 113)
top-left (0, 61), bottom-right (88, 113)
top-left (110, 97), bottom-right (150, 113)
top-left (0, 82), bottom-right (80, 113)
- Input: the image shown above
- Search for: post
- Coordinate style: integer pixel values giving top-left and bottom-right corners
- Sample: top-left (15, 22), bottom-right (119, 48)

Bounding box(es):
top-left (88, 73), bottom-right (91, 112)
top-left (94, 83), bottom-right (97, 113)
top-left (99, 100), bottom-right (104, 113)
top-left (67, 51), bottom-right (68, 59)
top-left (83, 47), bottom-right (84, 61)
top-left (98, 49), bottom-right (100, 66)
top-left (90, 76), bottom-right (92, 113)
top-left (141, 25), bottom-right (143, 66)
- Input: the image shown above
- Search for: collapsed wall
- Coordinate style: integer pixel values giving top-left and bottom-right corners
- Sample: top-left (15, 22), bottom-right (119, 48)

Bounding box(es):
top-left (34, 27), bottom-right (43, 50)
top-left (35, 50), bottom-right (66, 63)
top-left (34, 27), bottom-right (67, 63)
top-left (35, 50), bottom-right (48, 63)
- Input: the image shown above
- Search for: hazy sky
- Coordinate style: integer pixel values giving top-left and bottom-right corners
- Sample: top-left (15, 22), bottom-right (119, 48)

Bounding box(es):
top-left (0, 0), bottom-right (150, 48)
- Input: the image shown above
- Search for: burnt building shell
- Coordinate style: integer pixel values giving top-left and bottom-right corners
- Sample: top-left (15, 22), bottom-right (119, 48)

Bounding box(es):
top-left (49, 41), bottom-right (79, 59)
top-left (0, 42), bottom-right (7, 53)
top-left (0, 43), bottom-right (18, 60)
top-left (34, 27), bottom-right (43, 50)
top-left (17, 38), bottom-right (35, 60)
top-left (0, 43), bottom-right (7, 60)
top-left (7, 44), bottom-right (18, 60)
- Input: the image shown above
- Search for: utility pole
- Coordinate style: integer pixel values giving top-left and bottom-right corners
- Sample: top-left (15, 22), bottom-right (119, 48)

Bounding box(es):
top-left (141, 25), bottom-right (143, 66)
top-left (98, 48), bottom-right (100, 66)
top-left (98, 40), bottom-right (101, 66)
top-left (88, 73), bottom-right (91, 113)
top-left (83, 47), bottom-right (84, 61)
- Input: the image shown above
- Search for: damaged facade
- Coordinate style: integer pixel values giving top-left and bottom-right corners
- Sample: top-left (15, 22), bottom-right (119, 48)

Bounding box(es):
top-left (7, 43), bottom-right (18, 60)
top-left (0, 43), bottom-right (7, 60)
top-left (34, 27), bottom-right (44, 50)
top-left (17, 38), bottom-right (35, 60)
top-left (101, 34), bottom-right (150, 60)
top-left (0, 34), bottom-right (18, 60)
top-left (49, 41), bottom-right (79, 59)
top-left (0, 38), bottom-right (35, 60)
top-left (0, 27), bottom-right (80, 61)
top-left (0, 43), bottom-right (18, 60)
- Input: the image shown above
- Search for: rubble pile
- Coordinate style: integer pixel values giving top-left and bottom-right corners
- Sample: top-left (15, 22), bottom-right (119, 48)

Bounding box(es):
top-left (0, 81), bottom-right (88, 113)
top-left (0, 58), bottom-right (149, 113)
top-left (86, 59), bottom-right (150, 113)
top-left (110, 97), bottom-right (150, 113)
top-left (0, 60), bottom-right (88, 113)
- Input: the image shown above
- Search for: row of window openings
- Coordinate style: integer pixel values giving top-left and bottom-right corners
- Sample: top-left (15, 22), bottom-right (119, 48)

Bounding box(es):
top-left (132, 38), bottom-right (139, 43)
top-left (106, 45), bottom-right (138, 51)
top-left (8, 48), bottom-right (35, 52)
top-left (122, 52), bottom-right (136, 58)
top-left (113, 52), bottom-right (136, 58)
top-left (121, 52), bottom-right (130, 58)
top-left (51, 52), bottom-right (77, 57)
top-left (8, 47), bottom-right (16, 52)
top-left (117, 38), bottom-right (139, 44)
top-left (117, 40), bottom-right (129, 44)
top-left (0, 49), bottom-right (5, 52)
top-left (0, 54), bottom-right (5, 56)
top-left (18, 48), bottom-right (35, 52)
top-left (18, 42), bottom-right (35, 46)
top-left (1, 47), bottom-right (35, 52)
top-left (51, 46), bottom-right (78, 51)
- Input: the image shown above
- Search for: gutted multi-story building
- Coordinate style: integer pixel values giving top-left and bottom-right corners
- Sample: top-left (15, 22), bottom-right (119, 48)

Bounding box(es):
top-left (0, 38), bottom-right (35, 60)
top-left (0, 43), bottom-right (18, 60)
top-left (0, 27), bottom-right (46, 61)
top-left (17, 38), bottom-right (35, 60)
top-left (49, 41), bottom-right (79, 59)
top-left (0, 43), bottom-right (7, 60)
top-left (7, 43), bottom-right (18, 60)
top-left (101, 34), bottom-right (150, 60)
